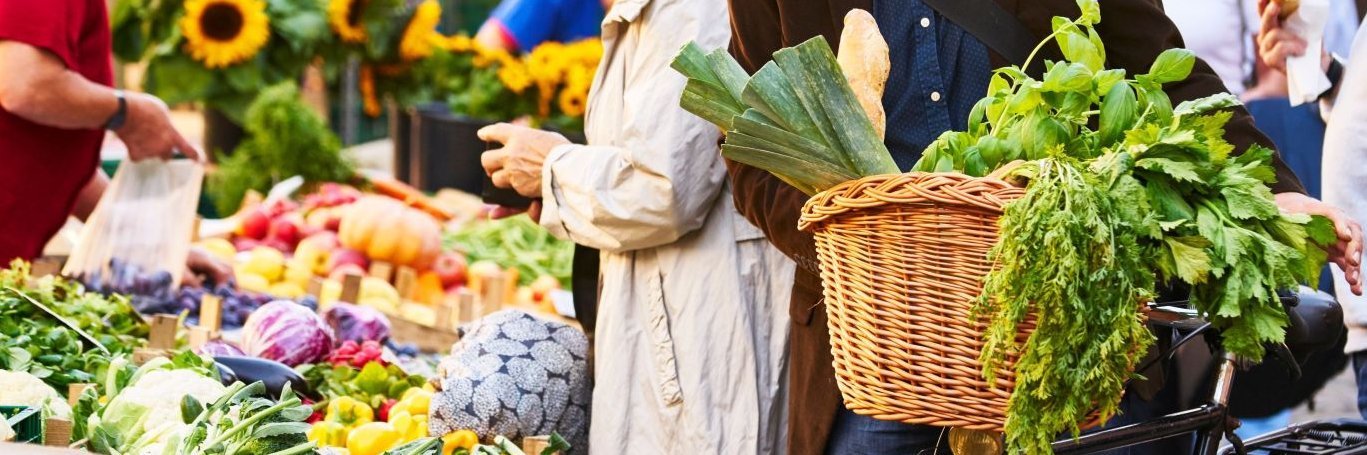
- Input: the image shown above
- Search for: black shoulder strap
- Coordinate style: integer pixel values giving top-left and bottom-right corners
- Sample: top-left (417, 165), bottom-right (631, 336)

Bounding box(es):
top-left (921, 0), bottom-right (1042, 73)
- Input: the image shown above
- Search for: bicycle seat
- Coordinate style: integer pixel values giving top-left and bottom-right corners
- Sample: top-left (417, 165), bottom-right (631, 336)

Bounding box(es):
top-left (1283, 286), bottom-right (1344, 357)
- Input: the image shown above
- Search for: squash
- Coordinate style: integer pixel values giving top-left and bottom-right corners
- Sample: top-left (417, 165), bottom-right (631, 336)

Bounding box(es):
top-left (338, 196), bottom-right (442, 269)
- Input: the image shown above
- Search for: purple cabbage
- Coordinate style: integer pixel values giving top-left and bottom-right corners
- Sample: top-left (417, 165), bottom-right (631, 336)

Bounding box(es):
top-left (323, 302), bottom-right (391, 343)
top-left (195, 339), bottom-right (246, 357)
top-left (241, 301), bottom-right (335, 366)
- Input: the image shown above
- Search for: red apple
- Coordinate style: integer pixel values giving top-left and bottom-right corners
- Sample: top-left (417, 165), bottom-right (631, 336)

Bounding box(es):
top-left (233, 237), bottom-right (261, 252)
top-left (431, 253), bottom-right (468, 288)
top-left (328, 264), bottom-right (368, 282)
top-left (299, 231), bottom-right (340, 252)
top-left (262, 199), bottom-right (299, 218)
top-left (323, 213), bottom-right (343, 232)
top-left (237, 209), bottom-right (271, 240)
top-left (327, 248), bottom-right (369, 274)
top-left (268, 214), bottom-right (304, 248)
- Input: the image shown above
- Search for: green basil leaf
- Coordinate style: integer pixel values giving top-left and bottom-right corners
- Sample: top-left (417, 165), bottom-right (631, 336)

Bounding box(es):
top-left (1146, 48), bottom-right (1196, 84)
top-left (1098, 81), bottom-right (1137, 145)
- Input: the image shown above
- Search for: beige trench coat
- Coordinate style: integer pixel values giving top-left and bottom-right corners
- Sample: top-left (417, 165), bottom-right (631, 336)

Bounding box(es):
top-left (535, 0), bottom-right (793, 452)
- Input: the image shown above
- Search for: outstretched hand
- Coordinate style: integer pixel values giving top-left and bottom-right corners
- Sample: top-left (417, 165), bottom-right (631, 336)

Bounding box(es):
top-left (1276, 192), bottom-right (1364, 295)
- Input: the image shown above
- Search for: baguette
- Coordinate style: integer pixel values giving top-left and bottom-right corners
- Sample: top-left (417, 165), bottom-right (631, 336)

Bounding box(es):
top-left (837, 9), bottom-right (889, 140)
top-left (1278, 0), bottom-right (1300, 19)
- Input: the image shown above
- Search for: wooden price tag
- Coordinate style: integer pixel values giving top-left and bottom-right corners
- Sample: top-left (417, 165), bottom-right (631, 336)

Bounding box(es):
top-left (395, 266), bottom-right (418, 301)
top-left (435, 298), bottom-right (455, 331)
top-left (523, 436), bottom-right (553, 455)
top-left (483, 274), bottom-right (505, 316)
top-left (457, 290), bottom-right (476, 324)
top-left (31, 258), bottom-right (62, 278)
top-left (199, 294), bottom-right (222, 335)
top-left (44, 418), bottom-right (72, 447)
top-left (306, 277), bottom-right (324, 299)
top-left (369, 261), bottom-right (394, 282)
top-left (67, 384), bottom-right (94, 408)
top-left (148, 314), bottom-right (179, 350)
top-left (340, 274), bottom-right (363, 304)
top-left (187, 326), bottom-right (212, 350)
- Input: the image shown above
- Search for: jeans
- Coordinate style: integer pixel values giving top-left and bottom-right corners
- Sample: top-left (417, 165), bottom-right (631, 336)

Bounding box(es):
top-left (825, 409), bottom-right (949, 454)
top-left (1352, 352), bottom-right (1367, 419)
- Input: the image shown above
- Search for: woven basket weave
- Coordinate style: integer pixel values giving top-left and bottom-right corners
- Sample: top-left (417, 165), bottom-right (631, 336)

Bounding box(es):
top-left (797, 171), bottom-right (1027, 431)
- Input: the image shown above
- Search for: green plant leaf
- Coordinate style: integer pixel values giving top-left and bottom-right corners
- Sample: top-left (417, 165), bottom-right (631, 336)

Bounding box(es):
top-left (1146, 48), bottom-right (1196, 84)
top-left (143, 54), bottom-right (215, 104)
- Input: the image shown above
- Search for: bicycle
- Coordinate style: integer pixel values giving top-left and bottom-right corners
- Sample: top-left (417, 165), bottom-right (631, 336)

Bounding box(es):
top-left (1026, 288), bottom-right (1367, 455)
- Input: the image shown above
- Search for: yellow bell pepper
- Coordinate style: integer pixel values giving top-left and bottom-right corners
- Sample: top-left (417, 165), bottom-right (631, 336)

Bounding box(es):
top-left (309, 421), bottom-right (350, 447)
top-left (326, 396), bottom-right (375, 427)
top-left (394, 388), bottom-right (432, 416)
top-left (442, 429), bottom-right (479, 454)
top-left (388, 410), bottom-right (429, 442)
top-left (346, 421), bottom-right (402, 455)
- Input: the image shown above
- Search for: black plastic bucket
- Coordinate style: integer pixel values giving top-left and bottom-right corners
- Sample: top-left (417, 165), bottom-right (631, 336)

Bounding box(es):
top-left (409, 103), bottom-right (492, 194)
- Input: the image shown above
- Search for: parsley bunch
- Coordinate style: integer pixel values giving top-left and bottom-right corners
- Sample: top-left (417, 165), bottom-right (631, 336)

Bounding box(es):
top-left (913, 1), bottom-right (1337, 451)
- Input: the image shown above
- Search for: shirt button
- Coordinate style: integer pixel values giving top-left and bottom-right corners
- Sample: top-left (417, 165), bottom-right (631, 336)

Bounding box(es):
top-left (920, 17), bottom-right (931, 28)
top-left (930, 91), bottom-right (942, 102)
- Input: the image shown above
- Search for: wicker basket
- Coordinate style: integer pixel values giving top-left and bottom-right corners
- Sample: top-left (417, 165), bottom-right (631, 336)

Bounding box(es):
top-left (797, 171), bottom-right (1027, 431)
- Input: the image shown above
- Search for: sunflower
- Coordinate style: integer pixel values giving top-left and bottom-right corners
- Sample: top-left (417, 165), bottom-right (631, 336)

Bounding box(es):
top-left (359, 65), bottom-right (381, 117)
top-left (328, 0), bottom-right (368, 43)
top-left (471, 43), bottom-right (512, 68)
top-left (181, 0), bottom-right (270, 69)
top-left (399, 0), bottom-right (442, 61)
top-left (497, 60), bottom-right (532, 94)
top-left (444, 34), bottom-right (473, 53)
top-left (558, 87), bottom-right (587, 117)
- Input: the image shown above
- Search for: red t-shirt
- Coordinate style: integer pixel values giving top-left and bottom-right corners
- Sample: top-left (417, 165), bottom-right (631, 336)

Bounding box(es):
top-left (0, 0), bottom-right (110, 261)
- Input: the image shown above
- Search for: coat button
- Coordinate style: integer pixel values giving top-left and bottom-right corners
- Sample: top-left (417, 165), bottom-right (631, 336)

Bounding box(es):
top-left (920, 17), bottom-right (931, 28)
top-left (930, 91), bottom-right (942, 102)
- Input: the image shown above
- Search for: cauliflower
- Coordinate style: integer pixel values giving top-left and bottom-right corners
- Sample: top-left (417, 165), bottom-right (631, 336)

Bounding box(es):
top-left (0, 369), bottom-right (72, 419)
top-left (92, 368), bottom-right (226, 454)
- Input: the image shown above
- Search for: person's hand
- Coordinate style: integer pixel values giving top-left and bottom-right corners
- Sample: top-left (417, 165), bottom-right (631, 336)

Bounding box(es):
top-left (1256, 0), bottom-right (1331, 73)
top-left (183, 246), bottom-right (233, 288)
top-left (1275, 192), bottom-right (1364, 295)
top-left (489, 201), bottom-right (543, 223)
top-left (114, 92), bottom-right (201, 162)
top-left (477, 123), bottom-right (570, 198)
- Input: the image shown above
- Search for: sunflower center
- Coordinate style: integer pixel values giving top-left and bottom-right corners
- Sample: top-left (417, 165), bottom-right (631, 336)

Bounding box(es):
top-left (200, 3), bottom-right (245, 41)
top-left (346, 0), bottom-right (367, 28)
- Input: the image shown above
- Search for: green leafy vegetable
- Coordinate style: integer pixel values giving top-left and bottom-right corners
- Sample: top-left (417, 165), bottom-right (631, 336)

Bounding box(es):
top-left (209, 83), bottom-right (355, 214)
top-left (444, 216), bottom-right (575, 289)
top-left (913, 0), bottom-right (1335, 451)
top-left (672, 37), bottom-right (898, 195)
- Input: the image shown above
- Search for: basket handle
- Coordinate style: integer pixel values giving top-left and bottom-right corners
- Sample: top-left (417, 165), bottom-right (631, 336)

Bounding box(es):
top-left (986, 160), bottom-right (1027, 186)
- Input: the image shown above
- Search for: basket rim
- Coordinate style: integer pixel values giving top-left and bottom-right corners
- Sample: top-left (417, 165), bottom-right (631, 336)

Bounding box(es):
top-left (797, 171), bottom-right (1025, 232)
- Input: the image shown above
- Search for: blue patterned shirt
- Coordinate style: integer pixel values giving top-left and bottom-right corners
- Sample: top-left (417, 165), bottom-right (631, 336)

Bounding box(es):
top-left (875, 0), bottom-right (994, 171)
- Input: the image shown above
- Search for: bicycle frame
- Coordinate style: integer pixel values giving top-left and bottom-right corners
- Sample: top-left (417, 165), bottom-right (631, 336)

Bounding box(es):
top-left (1051, 352), bottom-right (1237, 454)
top-left (1051, 309), bottom-right (1241, 455)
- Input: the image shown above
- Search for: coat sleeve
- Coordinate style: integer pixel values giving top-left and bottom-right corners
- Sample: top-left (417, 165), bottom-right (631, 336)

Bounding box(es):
top-left (1091, 0), bottom-right (1307, 195)
top-left (722, 0), bottom-right (825, 275)
top-left (537, 73), bottom-right (728, 254)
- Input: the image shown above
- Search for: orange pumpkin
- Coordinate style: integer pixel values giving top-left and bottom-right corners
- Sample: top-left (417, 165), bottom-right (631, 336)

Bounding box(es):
top-left (338, 196), bottom-right (442, 269)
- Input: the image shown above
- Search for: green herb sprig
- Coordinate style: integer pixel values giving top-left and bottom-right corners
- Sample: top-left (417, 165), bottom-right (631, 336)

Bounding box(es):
top-left (918, 1), bottom-right (1336, 451)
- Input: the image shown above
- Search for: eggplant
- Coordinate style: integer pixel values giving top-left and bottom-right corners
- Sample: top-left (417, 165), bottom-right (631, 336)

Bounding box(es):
top-left (213, 356), bottom-right (315, 399)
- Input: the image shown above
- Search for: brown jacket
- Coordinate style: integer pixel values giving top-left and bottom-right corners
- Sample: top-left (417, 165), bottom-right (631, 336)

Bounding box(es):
top-left (723, 0), bottom-right (1307, 452)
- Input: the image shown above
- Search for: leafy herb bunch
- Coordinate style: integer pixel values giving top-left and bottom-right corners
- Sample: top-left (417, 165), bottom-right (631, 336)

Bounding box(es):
top-left (908, 1), bottom-right (1336, 451)
top-left (0, 261), bottom-right (147, 391)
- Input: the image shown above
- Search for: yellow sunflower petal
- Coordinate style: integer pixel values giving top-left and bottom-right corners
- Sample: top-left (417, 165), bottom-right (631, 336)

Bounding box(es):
top-left (181, 0), bottom-right (270, 69)
top-left (399, 0), bottom-right (442, 61)
top-left (329, 0), bottom-right (368, 43)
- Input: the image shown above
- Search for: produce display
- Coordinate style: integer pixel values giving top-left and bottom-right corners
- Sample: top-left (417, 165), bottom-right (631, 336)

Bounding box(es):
top-left (242, 301), bottom-right (337, 367)
top-left (0, 261), bottom-right (147, 391)
top-left (298, 355), bottom-right (431, 454)
top-left (325, 303), bottom-right (393, 343)
top-left (444, 216), bottom-right (572, 290)
top-left (339, 196), bottom-right (444, 270)
top-left (674, 1), bottom-right (1333, 453)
